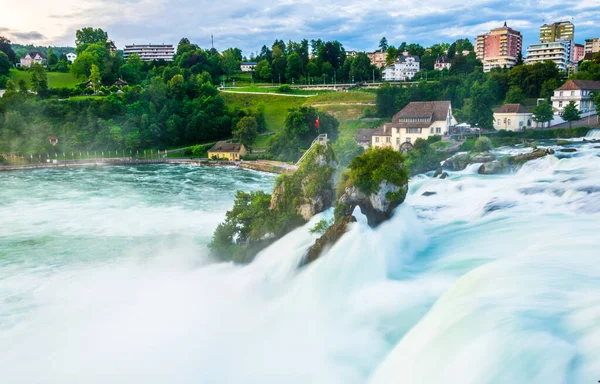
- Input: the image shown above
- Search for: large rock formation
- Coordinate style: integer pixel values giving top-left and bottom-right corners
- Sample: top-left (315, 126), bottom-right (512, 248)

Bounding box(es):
top-left (334, 148), bottom-right (409, 228)
top-left (269, 143), bottom-right (338, 223)
top-left (478, 161), bottom-right (510, 175)
top-left (507, 148), bottom-right (547, 165)
top-left (335, 182), bottom-right (407, 227)
top-left (443, 152), bottom-right (495, 171)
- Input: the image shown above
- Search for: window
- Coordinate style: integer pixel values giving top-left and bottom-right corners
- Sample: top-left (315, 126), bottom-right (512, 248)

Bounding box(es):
top-left (571, 91), bottom-right (575, 96)
top-left (430, 128), bottom-right (434, 134)
top-left (559, 91), bottom-right (563, 96)
top-left (386, 137), bottom-right (390, 143)
top-left (519, 121), bottom-right (523, 127)
top-left (497, 119), bottom-right (501, 126)
top-left (375, 137), bottom-right (380, 143)
top-left (406, 138), bottom-right (411, 143)
top-left (508, 119), bottom-right (511, 126)
top-left (436, 127), bottom-right (441, 134)
top-left (559, 101), bottom-right (563, 108)
top-left (396, 137), bottom-right (400, 144)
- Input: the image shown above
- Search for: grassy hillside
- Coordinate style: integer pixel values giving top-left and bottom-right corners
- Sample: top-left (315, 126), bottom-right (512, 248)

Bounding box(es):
top-left (221, 89), bottom-right (381, 148)
top-left (9, 69), bottom-right (80, 89)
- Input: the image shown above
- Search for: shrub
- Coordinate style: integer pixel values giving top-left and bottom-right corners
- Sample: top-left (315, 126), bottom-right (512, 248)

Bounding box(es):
top-left (278, 84), bottom-right (292, 93)
top-left (309, 219), bottom-right (334, 235)
top-left (473, 136), bottom-right (493, 152)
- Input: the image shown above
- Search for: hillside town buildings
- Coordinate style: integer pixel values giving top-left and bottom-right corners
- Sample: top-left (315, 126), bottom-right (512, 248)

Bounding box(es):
top-left (382, 55), bottom-right (420, 81)
top-left (367, 51), bottom-right (387, 68)
top-left (525, 41), bottom-right (571, 72)
top-left (123, 44), bottom-right (174, 61)
top-left (371, 101), bottom-right (456, 150)
top-left (20, 52), bottom-right (45, 68)
top-left (434, 56), bottom-right (451, 71)
top-left (240, 62), bottom-right (257, 72)
top-left (476, 22), bottom-right (523, 72)
top-left (585, 38), bottom-right (600, 54)
top-left (573, 44), bottom-right (585, 62)
top-left (66, 52), bottom-right (77, 63)
top-left (550, 80), bottom-right (600, 114)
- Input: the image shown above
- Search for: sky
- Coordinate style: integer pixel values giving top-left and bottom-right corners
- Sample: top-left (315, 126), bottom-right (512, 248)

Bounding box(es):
top-left (1, 0), bottom-right (599, 56)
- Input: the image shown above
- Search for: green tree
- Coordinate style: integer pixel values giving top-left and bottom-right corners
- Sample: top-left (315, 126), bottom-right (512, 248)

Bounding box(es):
top-left (89, 64), bottom-right (101, 92)
top-left (532, 101), bottom-right (553, 129)
top-left (75, 27), bottom-right (108, 53)
top-left (504, 86), bottom-right (526, 104)
top-left (220, 48), bottom-right (241, 80)
top-left (379, 37), bottom-right (388, 52)
top-left (561, 101), bottom-right (581, 128)
top-left (350, 52), bottom-right (372, 81)
top-left (0, 51), bottom-right (10, 76)
top-left (0, 36), bottom-right (16, 63)
top-left (285, 52), bottom-right (303, 82)
top-left (333, 136), bottom-right (363, 166)
top-left (46, 47), bottom-right (58, 68)
top-left (255, 59), bottom-right (272, 81)
top-left (233, 116), bottom-right (258, 148)
top-left (30, 63), bottom-right (48, 95)
top-left (386, 46), bottom-right (398, 65)
top-left (271, 46), bottom-right (286, 83)
top-left (467, 81), bottom-right (494, 128)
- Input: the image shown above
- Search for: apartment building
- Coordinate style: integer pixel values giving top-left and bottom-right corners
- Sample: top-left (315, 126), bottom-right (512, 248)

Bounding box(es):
top-left (525, 41), bottom-right (571, 72)
top-left (123, 44), bottom-right (175, 61)
top-left (475, 22), bottom-right (523, 72)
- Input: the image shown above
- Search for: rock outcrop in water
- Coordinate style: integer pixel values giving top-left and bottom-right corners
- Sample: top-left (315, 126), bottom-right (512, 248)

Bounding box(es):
top-left (210, 143), bottom-right (338, 263)
top-left (478, 161), bottom-right (510, 175)
top-left (443, 152), bottom-right (495, 171)
top-left (301, 215), bottom-right (357, 267)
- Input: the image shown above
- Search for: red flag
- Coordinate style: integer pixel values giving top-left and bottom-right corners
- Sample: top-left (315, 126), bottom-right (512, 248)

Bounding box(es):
top-left (315, 116), bottom-right (320, 129)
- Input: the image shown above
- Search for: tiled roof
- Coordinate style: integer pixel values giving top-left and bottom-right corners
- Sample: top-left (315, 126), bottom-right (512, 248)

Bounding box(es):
top-left (555, 79), bottom-right (600, 91)
top-left (395, 55), bottom-right (420, 63)
top-left (393, 101), bottom-right (451, 123)
top-left (495, 104), bottom-right (529, 114)
top-left (27, 51), bottom-right (45, 59)
top-left (371, 123), bottom-right (393, 137)
top-left (355, 128), bottom-right (375, 142)
top-left (209, 141), bottom-right (245, 152)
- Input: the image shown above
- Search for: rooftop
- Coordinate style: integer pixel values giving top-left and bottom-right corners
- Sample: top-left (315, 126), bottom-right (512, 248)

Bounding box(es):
top-left (495, 104), bottom-right (529, 114)
top-left (555, 79), bottom-right (600, 91)
top-left (208, 141), bottom-right (245, 153)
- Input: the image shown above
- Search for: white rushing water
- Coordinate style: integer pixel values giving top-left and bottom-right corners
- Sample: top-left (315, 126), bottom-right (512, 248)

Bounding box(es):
top-left (1, 142), bottom-right (600, 383)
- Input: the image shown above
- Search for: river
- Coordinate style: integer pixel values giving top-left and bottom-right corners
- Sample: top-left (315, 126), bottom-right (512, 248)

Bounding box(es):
top-left (1, 139), bottom-right (599, 383)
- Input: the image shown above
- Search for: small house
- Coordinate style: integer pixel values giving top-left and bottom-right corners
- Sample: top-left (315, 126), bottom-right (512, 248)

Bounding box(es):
top-left (20, 52), bottom-right (46, 68)
top-left (240, 62), bottom-right (257, 72)
top-left (113, 78), bottom-right (128, 88)
top-left (494, 104), bottom-right (532, 131)
top-left (208, 142), bottom-right (247, 160)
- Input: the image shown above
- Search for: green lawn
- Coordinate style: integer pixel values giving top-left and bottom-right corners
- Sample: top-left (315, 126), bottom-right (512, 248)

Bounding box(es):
top-left (221, 89), bottom-right (382, 148)
top-left (9, 69), bottom-right (80, 89)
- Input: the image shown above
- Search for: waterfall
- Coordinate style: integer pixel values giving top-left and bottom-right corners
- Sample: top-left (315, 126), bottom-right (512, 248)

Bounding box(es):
top-left (586, 128), bottom-right (600, 138)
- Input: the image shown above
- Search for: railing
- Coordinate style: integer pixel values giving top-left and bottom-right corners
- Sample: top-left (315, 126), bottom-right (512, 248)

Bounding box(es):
top-left (295, 134), bottom-right (328, 166)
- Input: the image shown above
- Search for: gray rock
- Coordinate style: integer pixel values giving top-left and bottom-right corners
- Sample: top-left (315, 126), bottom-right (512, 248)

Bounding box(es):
top-left (440, 172), bottom-right (449, 179)
top-left (559, 148), bottom-right (577, 153)
top-left (433, 167), bottom-right (442, 178)
top-left (508, 149), bottom-right (547, 165)
top-left (422, 191), bottom-right (437, 196)
top-left (478, 161), bottom-right (510, 175)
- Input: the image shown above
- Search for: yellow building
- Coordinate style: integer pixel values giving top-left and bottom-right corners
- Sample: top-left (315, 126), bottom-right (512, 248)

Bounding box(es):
top-left (208, 142), bottom-right (247, 160)
top-left (371, 123), bottom-right (393, 148)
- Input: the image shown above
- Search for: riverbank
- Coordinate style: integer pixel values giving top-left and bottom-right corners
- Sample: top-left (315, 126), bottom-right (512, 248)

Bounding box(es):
top-left (0, 158), bottom-right (296, 174)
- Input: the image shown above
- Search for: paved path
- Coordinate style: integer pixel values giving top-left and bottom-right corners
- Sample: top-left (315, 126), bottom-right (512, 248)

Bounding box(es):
top-left (219, 90), bottom-right (317, 98)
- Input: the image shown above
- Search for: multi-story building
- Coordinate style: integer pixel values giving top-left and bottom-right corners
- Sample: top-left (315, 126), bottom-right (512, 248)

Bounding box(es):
top-left (475, 22), bottom-right (523, 72)
top-left (367, 51), bottom-right (387, 68)
top-left (540, 21), bottom-right (574, 43)
top-left (551, 79), bottom-right (600, 113)
top-left (382, 56), bottom-right (420, 81)
top-left (371, 101), bottom-right (456, 149)
top-left (540, 21), bottom-right (575, 60)
top-left (123, 44), bottom-right (175, 61)
top-left (434, 56), bottom-right (451, 71)
top-left (573, 44), bottom-right (585, 62)
top-left (20, 52), bottom-right (45, 68)
top-left (240, 62), bottom-right (257, 72)
top-left (525, 41), bottom-right (570, 72)
top-left (584, 38), bottom-right (600, 54)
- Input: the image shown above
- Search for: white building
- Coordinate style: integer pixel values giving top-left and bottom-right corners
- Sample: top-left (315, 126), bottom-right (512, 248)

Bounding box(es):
top-left (372, 101), bottom-right (456, 149)
top-left (494, 104), bottom-right (532, 131)
top-left (66, 52), bottom-right (77, 63)
top-left (382, 55), bottom-right (420, 81)
top-left (434, 56), bottom-right (451, 71)
top-left (123, 44), bottom-right (175, 61)
top-left (525, 41), bottom-right (570, 72)
top-left (20, 52), bottom-right (45, 68)
top-left (240, 62), bottom-right (257, 72)
top-left (551, 79), bottom-right (600, 113)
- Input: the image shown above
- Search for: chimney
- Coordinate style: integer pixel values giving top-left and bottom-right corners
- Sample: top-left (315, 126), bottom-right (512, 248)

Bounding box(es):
top-left (384, 125), bottom-right (387, 133)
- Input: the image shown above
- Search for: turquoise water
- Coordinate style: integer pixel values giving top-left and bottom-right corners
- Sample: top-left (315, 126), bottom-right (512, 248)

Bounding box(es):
top-left (1, 143), bottom-right (600, 384)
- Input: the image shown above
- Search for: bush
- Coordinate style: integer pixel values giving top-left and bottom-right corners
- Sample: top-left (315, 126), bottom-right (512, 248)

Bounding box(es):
top-left (278, 85), bottom-right (292, 93)
top-left (426, 135), bottom-right (442, 144)
top-left (309, 219), bottom-right (334, 235)
top-left (473, 136), bottom-right (493, 152)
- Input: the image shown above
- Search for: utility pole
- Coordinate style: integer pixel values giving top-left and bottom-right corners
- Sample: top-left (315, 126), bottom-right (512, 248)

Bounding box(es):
top-left (211, 34), bottom-right (214, 49)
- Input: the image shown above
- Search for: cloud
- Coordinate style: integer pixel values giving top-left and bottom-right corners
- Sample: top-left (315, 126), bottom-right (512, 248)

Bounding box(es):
top-left (0, 0), bottom-right (598, 55)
